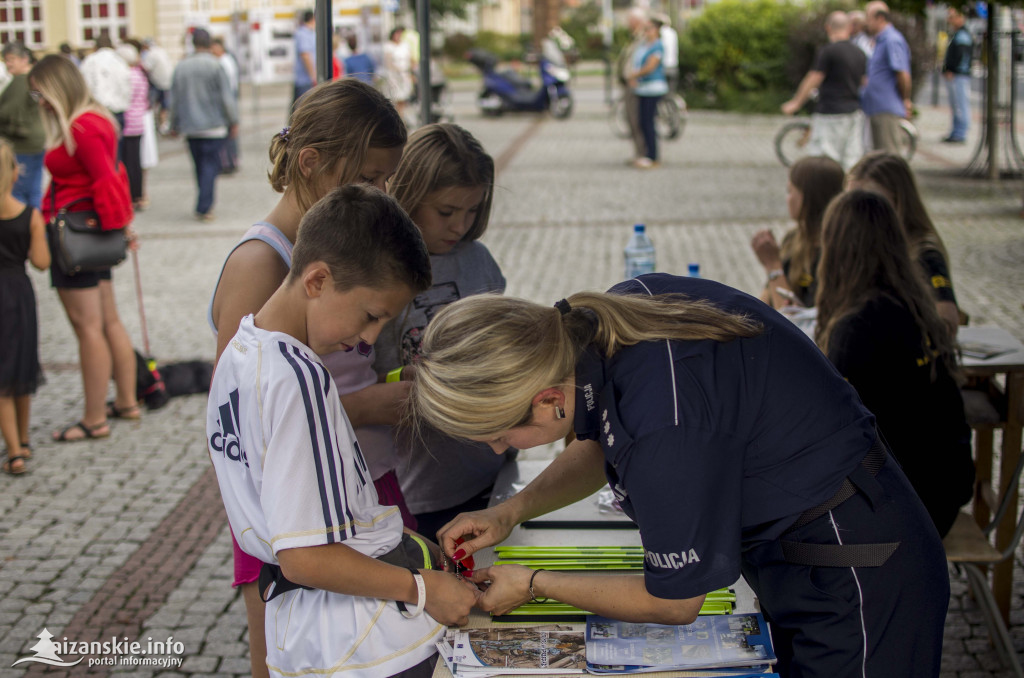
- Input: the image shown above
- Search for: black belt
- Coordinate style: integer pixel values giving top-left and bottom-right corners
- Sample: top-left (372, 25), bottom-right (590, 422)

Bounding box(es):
top-left (781, 437), bottom-right (900, 568)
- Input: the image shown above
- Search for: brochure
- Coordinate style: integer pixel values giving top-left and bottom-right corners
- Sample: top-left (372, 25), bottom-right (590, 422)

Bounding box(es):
top-left (585, 613), bottom-right (776, 674)
top-left (443, 625), bottom-right (588, 675)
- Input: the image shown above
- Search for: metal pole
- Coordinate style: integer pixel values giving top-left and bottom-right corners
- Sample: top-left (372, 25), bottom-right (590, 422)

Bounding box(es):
top-left (417, 0), bottom-right (430, 127)
top-left (315, 0), bottom-right (333, 84)
top-left (987, 6), bottom-right (999, 180)
top-left (603, 0), bottom-right (613, 105)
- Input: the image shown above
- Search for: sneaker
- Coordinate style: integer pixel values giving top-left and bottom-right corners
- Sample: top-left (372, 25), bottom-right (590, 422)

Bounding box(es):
top-left (632, 157), bottom-right (655, 169)
top-left (941, 136), bottom-right (966, 144)
top-left (194, 211), bottom-right (215, 223)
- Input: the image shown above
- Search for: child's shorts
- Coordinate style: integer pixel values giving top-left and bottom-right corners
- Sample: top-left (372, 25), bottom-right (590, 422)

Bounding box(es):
top-left (231, 470), bottom-right (419, 587)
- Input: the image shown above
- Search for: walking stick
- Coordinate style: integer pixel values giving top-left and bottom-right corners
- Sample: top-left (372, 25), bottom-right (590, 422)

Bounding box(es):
top-left (131, 248), bottom-right (151, 357)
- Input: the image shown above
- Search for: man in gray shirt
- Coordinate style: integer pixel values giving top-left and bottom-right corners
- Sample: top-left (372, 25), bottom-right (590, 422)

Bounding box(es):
top-left (170, 28), bottom-right (238, 221)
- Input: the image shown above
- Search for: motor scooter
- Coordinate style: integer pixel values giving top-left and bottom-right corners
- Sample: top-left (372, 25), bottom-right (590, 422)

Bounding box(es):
top-left (466, 34), bottom-right (573, 119)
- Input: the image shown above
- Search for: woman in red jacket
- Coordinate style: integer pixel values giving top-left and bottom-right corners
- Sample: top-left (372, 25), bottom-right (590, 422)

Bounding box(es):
top-left (29, 55), bottom-right (139, 441)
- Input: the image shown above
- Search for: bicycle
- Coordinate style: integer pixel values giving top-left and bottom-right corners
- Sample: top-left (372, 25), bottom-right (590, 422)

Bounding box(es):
top-left (774, 116), bottom-right (918, 167)
top-left (609, 91), bottom-right (687, 140)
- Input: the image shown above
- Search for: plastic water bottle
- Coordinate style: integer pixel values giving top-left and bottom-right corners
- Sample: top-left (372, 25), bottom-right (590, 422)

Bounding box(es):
top-left (687, 262), bottom-right (701, 278)
top-left (624, 224), bottom-right (656, 279)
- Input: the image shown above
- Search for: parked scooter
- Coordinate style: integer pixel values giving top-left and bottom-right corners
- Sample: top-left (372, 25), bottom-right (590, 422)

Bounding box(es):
top-left (466, 31), bottom-right (574, 119)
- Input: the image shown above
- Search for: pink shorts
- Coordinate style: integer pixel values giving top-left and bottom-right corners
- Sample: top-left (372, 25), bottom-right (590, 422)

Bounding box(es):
top-left (231, 469), bottom-right (418, 587)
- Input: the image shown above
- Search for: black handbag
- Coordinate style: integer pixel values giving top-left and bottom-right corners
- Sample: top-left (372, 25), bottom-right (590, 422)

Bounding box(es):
top-left (47, 189), bottom-right (127, 275)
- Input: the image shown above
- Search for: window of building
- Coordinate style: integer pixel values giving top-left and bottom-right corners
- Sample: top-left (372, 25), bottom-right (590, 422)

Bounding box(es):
top-left (0, 0), bottom-right (44, 49)
top-left (79, 0), bottom-right (129, 43)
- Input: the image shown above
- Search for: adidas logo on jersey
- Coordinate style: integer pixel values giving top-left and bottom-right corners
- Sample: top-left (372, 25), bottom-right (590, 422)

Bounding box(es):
top-left (209, 388), bottom-right (249, 467)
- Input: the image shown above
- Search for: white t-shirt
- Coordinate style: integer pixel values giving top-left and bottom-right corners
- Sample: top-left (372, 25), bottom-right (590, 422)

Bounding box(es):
top-left (660, 25), bottom-right (679, 70)
top-left (208, 315), bottom-right (442, 676)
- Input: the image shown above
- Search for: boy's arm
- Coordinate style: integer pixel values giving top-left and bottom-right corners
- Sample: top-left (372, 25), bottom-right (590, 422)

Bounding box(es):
top-left (277, 543), bottom-right (479, 626)
top-left (339, 381), bottom-right (410, 428)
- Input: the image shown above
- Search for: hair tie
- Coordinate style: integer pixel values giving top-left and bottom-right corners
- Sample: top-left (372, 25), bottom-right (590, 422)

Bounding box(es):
top-left (279, 126), bottom-right (290, 142)
top-left (554, 299), bottom-right (572, 315)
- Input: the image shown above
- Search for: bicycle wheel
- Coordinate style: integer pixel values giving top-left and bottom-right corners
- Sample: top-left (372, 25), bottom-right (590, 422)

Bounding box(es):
top-left (898, 119), bottom-right (918, 162)
top-left (609, 97), bottom-right (631, 138)
top-left (774, 120), bottom-right (813, 167)
top-left (656, 97), bottom-right (681, 139)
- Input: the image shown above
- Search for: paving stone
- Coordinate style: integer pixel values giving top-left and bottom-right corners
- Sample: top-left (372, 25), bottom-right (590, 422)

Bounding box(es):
top-left (217, 657), bottom-right (256, 674)
top-left (179, 656), bottom-right (219, 673)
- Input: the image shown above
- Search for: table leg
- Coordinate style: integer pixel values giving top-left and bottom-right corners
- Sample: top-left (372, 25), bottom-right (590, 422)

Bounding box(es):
top-left (992, 371), bottom-right (1024, 624)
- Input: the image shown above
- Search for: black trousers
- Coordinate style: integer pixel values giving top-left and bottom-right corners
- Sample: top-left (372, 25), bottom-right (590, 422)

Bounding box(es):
top-left (741, 456), bottom-right (948, 677)
top-left (121, 135), bottom-right (143, 202)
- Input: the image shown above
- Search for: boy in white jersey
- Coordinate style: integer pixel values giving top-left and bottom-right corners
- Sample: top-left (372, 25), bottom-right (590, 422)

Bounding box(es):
top-left (207, 185), bottom-right (479, 677)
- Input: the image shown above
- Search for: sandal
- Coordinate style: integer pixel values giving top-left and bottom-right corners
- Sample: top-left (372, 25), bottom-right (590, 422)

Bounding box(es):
top-left (106, 402), bottom-right (142, 420)
top-left (53, 420), bottom-right (110, 442)
top-left (3, 455), bottom-right (27, 475)
top-left (20, 442), bottom-right (31, 459)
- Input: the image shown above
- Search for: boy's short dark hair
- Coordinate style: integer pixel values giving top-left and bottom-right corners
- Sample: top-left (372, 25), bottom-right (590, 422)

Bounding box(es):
top-left (290, 184), bottom-right (432, 294)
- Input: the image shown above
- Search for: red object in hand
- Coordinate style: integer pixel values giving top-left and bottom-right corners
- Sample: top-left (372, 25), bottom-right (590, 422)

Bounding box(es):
top-left (452, 537), bottom-right (475, 571)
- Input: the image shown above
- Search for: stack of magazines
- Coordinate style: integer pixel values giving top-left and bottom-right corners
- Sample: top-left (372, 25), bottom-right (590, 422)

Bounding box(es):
top-left (491, 546), bottom-right (735, 621)
top-left (436, 613), bottom-right (776, 677)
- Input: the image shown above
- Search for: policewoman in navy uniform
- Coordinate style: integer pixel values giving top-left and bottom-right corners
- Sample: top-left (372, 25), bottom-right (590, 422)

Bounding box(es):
top-left (410, 273), bottom-right (948, 677)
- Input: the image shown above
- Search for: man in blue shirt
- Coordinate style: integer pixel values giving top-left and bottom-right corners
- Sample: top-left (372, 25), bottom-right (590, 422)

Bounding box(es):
top-left (942, 6), bottom-right (973, 143)
top-left (862, 1), bottom-right (912, 153)
top-left (343, 34), bottom-right (375, 85)
top-left (293, 9), bottom-right (316, 106)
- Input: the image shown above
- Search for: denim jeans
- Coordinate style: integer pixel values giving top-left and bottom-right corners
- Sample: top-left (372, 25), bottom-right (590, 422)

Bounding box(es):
top-left (187, 137), bottom-right (227, 215)
top-left (638, 94), bottom-right (661, 161)
top-left (946, 74), bottom-right (971, 141)
top-left (14, 151), bottom-right (44, 209)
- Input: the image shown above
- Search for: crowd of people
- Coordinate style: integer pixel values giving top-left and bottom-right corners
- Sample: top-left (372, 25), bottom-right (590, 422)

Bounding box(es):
top-left (0, 8), bottom-right (984, 678)
top-left (782, 1), bottom-right (975, 171)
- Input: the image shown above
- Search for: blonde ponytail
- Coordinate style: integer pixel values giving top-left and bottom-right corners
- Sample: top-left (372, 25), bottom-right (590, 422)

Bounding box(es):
top-left (409, 291), bottom-right (762, 440)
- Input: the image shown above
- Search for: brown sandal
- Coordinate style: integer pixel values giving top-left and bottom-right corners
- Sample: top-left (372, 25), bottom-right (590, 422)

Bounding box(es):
top-left (53, 420), bottom-right (110, 442)
top-left (106, 402), bottom-right (142, 420)
top-left (3, 455), bottom-right (27, 475)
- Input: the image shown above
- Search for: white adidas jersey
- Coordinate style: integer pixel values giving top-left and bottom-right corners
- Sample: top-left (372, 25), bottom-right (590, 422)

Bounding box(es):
top-left (208, 315), bottom-right (442, 676)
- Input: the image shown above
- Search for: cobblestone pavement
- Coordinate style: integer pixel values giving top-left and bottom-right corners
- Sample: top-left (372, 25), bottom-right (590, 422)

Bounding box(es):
top-left (0, 75), bottom-right (1022, 676)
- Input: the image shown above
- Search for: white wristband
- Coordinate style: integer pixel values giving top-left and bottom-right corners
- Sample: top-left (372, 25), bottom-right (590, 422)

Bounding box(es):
top-left (397, 568), bottom-right (426, 619)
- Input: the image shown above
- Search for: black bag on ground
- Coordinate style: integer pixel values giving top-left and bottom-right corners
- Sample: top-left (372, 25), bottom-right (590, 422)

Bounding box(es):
top-left (160, 360), bottom-right (214, 397)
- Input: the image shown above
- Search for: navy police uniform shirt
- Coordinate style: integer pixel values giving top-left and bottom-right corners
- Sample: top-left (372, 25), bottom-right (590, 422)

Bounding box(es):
top-left (573, 274), bottom-right (877, 601)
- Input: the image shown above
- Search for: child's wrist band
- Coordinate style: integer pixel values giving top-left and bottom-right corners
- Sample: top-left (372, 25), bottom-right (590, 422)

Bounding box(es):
top-left (397, 567), bottom-right (426, 618)
top-left (529, 568), bottom-right (548, 604)
top-left (386, 367), bottom-right (404, 383)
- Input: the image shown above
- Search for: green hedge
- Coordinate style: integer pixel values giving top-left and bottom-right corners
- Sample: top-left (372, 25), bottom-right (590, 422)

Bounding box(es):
top-left (680, 0), bottom-right (932, 113)
top-left (680, 0), bottom-right (801, 112)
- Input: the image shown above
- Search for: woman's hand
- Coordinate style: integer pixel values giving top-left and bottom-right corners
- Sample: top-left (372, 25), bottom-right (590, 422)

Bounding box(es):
top-left (125, 226), bottom-right (140, 252)
top-left (469, 564), bottom-right (535, 616)
top-left (437, 506), bottom-right (515, 564)
top-left (750, 229), bottom-right (781, 270)
top-left (420, 569), bottom-right (481, 626)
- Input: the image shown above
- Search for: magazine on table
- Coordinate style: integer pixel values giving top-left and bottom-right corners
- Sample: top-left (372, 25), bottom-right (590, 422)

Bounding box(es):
top-left (439, 625), bottom-right (587, 676)
top-left (585, 613), bottom-right (776, 674)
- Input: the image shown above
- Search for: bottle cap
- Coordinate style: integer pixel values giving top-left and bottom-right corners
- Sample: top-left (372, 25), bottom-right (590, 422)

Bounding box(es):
top-left (634, 224), bottom-right (645, 233)
top-left (688, 263), bottom-right (700, 275)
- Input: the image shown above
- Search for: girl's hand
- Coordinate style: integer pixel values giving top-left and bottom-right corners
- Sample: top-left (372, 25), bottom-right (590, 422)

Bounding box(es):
top-left (437, 506), bottom-right (515, 565)
top-left (469, 565), bottom-right (535, 616)
top-left (750, 230), bottom-right (781, 270)
top-left (420, 569), bottom-right (481, 626)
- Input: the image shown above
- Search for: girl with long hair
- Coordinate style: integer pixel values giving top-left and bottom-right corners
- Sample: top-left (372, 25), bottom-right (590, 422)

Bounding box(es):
top-left (30, 54), bottom-right (138, 443)
top-left (380, 123), bottom-right (507, 538)
top-left (410, 273), bottom-right (949, 676)
top-left (846, 151), bottom-right (961, 334)
top-left (750, 155), bottom-right (845, 309)
top-left (208, 77), bottom-right (408, 678)
top-left (815, 190), bottom-right (973, 537)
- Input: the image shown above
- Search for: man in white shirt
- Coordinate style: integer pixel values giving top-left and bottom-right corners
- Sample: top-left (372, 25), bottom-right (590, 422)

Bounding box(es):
top-left (654, 13), bottom-right (680, 94)
top-left (80, 33), bottom-right (132, 124)
top-left (211, 37), bottom-right (240, 173)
